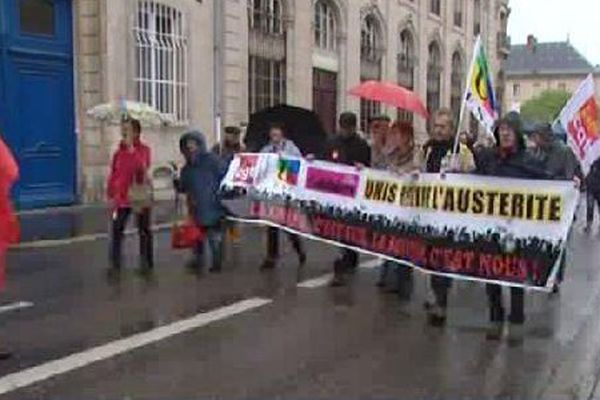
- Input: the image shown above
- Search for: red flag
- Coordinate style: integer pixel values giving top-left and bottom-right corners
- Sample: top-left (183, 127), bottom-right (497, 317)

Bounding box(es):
top-left (0, 137), bottom-right (19, 290)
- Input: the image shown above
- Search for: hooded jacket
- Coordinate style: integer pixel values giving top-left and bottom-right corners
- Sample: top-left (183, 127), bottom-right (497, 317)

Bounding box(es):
top-left (179, 131), bottom-right (228, 226)
top-left (106, 137), bottom-right (151, 209)
top-left (323, 132), bottom-right (371, 167)
top-left (476, 113), bottom-right (549, 179)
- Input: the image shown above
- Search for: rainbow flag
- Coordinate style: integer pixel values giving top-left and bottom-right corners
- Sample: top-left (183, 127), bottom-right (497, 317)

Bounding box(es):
top-left (277, 158), bottom-right (301, 185)
top-left (465, 36), bottom-right (499, 135)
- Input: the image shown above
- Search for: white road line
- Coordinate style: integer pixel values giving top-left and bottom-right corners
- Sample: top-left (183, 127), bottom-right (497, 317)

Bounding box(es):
top-left (297, 274), bottom-right (334, 288)
top-left (0, 302), bottom-right (33, 315)
top-left (297, 258), bottom-right (382, 289)
top-left (0, 298), bottom-right (272, 396)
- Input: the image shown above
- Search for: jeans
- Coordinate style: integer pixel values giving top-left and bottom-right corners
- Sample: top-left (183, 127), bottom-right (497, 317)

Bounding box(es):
top-left (266, 227), bottom-right (304, 259)
top-left (486, 284), bottom-right (525, 324)
top-left (587, 191), bottom-right (600, 225)
top-left (110, 207), bottom-right (153, 267)
top-left (194, 222), bottom-right (225, 269)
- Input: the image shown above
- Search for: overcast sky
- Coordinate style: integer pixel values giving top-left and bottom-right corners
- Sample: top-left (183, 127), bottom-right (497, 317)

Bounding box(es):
top-left (508, 0), bottom-right (600, 66)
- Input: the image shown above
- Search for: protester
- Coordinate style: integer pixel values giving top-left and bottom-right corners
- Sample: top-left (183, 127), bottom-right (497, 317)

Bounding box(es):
top-left (211, 126), bottom-right (244, 164)
top-left (107, 118), bottom-right (154, 270)
top-left (476, 112), bottom-right (550, 342)
top-left (0, 137), bottom-right (18, 360)
top-left (421, 108), bottom-right (475, 326)
top-left (528, 122), bottom-right (577, 180)
top-left (374, 121), bottom-right (419, 297)
top-left (178, 131), bottom-right (228, 272)
top-left (211, 125), bottom-right (244, 241)
top-left (586, 159), bottom-right (600, 232)
top-left (369, 115), bottom-right (391, 156)
top-left (260, 123), bottom-right (306, 269)
top-left (323, 112), bottom-right (371, 286)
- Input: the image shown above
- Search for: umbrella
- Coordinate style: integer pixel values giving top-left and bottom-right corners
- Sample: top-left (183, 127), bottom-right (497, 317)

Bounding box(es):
top-left (348, 81), bottom-right (429, 119)
top-left (244, 104), bottom-right (328, 156)
top-left (87, 99), bottom-right (175, 127)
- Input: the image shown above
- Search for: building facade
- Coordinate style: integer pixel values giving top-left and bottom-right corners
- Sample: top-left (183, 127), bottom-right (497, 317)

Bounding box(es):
top-left (0, 0), bottom-right (509, 208)
top-left (504, 35), bottom-right (600, 113)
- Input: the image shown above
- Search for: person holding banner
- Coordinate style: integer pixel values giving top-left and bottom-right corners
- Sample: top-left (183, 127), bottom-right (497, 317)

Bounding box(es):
top-left (422, 108), bottom-right (475, 326)
top-left (325, 112), bottom-right (371, 287)
top-left (259, 123), bottom-right (306, 269)
top-left (476, 112), bottom-right (550, 341)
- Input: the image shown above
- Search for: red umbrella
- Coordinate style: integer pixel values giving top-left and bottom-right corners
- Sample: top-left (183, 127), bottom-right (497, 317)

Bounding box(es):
top-left (348, 81), bottom-right (429, 119)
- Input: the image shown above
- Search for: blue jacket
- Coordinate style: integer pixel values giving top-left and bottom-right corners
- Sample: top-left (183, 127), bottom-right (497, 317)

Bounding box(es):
top-left (179, 131), bottom-right (228, 227)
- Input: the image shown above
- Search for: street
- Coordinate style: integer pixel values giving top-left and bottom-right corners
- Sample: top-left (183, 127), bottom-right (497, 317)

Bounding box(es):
top-left (0, 207), bottom-right (599, 399)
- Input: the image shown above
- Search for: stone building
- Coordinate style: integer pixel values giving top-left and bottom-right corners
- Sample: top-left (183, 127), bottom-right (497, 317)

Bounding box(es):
top-left (504, 35), bottom-right (600, 113)
top-left (0, 0), bottom-right (509, 208)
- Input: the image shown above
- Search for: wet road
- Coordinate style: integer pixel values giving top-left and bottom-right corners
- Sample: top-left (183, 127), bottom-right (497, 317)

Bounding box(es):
top-left (3, 210), bottom-right (600, 399)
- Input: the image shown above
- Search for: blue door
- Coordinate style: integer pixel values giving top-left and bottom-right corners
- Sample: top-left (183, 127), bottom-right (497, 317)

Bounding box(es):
top-left (0, 0), bottom-right (75, 209)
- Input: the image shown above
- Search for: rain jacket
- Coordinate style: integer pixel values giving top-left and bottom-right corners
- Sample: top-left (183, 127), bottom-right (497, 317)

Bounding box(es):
top-left (179, 131), bottom-right (228, 227)
top-left (0, 138), bottom-right (19, 246)
top-left (323, 132), bottom-right (371, 167)
top-left (107, 138), bottom-right (151, 209)
top-left (530, 139), bottom-right (577, 180)
top-left (476, 114), bottom-right (549, 179)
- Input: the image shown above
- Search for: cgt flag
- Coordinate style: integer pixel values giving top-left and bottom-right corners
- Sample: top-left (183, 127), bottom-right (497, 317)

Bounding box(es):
top-left (464, 36), bottom-right (499, 135)
top-left (558, 74), bottom-right (599, 175)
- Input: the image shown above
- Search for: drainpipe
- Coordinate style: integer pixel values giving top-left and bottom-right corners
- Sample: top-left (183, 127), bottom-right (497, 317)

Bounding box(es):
top-left (213, 0), bottom-right (224, 147)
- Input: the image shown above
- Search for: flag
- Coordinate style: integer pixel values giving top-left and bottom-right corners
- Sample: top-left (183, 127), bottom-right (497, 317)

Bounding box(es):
top-left (0, 137), bottom-right (19, 291)
top-left (464, 36), bottom-right (499, 135)
top-left (558, 74), bottom-right (599, 175)
top-left (277, 158), bottom-right (301, 185)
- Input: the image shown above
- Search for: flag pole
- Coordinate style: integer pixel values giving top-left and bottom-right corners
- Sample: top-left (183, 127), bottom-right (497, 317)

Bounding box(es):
top-left (452, 36), bottom-right (481, 159)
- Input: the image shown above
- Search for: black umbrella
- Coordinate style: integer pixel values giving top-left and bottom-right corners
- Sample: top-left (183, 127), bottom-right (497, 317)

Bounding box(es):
top-left (244, 104), bottom-right (328, 156)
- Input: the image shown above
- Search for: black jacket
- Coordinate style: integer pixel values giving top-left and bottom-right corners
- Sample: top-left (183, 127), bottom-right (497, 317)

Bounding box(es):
top-left (476, 147), bottom-right (550, 179)
top-left (322, 133), bottom-right (371, 166)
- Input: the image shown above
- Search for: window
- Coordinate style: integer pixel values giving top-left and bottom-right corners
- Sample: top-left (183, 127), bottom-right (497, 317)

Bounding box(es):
top-left (248, 0), bottom-right (287, 113)
top-left (558, 82), bottom-right (567, 91)
top-left (473, 0), bottom-right (481, 36)
top-left (450, 51), bottom-right (464, 120)
top-left (20, 0), bottom-right (55, 36)
top-left (398, 29), bottom-right (415, 123)
top-left (314, 0), bottom-right (337, 52)
top-left (249, 0), bottom-right (284, 36)
top-left (427, 42), bottom-right (442, 123)
top-left (134, 1), bottom-right (188, 123)
top-left (513, 83), bottom-right (520, 97)
top-left (360, 14), bottom-right (383, 131)
top-left (430, 0), bottom-right (441, 16)
top-left (454, 0), bottom-right (463, 27)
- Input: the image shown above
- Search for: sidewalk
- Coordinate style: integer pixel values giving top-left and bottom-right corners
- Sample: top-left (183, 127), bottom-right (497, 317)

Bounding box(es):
top-left (16, 201), bottom-right (178, 243)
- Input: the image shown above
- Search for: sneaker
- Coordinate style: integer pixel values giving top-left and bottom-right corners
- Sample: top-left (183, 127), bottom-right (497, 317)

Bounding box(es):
top-left (486, 321), bottom-right (504, 341)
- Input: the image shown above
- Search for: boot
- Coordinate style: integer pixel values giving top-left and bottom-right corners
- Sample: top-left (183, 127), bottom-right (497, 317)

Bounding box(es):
top-left (427, 305), bottom-right (447, 327)
top-left (260, 258), bottom-right (277, 270)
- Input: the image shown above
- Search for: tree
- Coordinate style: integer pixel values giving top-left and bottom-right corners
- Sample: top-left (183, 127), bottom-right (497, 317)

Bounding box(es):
top-left (520, 89), bottom-right (571, 123)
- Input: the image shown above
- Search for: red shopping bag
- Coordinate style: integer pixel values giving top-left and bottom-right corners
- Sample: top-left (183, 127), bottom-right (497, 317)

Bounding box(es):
top-left (171, 220), bottom-right (205, 249)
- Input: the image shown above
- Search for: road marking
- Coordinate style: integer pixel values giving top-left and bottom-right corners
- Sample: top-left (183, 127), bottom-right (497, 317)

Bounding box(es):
top-left (0, 297), bottom-right (272, 396)
top-left (13, 223), bottom-right (172, 250)
top-left (297, 274), bottom-right (334, 288)
top-left (297, 258), bottom-right (381, 289)
top-left (0, 302), bottom-right (33, 315)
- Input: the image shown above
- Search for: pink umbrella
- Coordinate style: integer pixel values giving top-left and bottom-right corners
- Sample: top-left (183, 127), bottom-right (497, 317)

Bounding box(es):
top-left (348, 81), bottom-right (429, 119)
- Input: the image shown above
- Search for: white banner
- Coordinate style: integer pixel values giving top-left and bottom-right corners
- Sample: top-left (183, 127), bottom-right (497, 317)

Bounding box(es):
top-left (222, 154), bottom-right (579, 291)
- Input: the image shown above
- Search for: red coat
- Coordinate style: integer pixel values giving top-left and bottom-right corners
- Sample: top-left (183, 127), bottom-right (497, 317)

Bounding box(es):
top-left (107, 139), bottom-right (151, 209)
top-left (0, 138), bottom-right (18, 246)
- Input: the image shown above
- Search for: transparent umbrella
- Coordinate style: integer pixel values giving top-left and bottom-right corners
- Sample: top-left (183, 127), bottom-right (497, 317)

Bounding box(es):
top-left (87, 99), bottom-right (175, 127)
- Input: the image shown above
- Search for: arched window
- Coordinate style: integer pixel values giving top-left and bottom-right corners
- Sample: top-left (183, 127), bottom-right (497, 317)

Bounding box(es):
top-left (314, 0), bottom-right (337, 52)
top-left (134, 1), bottom-right (188, 123)
top-left (248, 0), bottom-right (287, 113)
top-left (360, 14), bottom-right (383, 132)
top-left (398, 29), bottom-right (415, 122)
top-left (450, 51), bottom-right (464, 120)
top-left (426, 41), bottom-right (442, 119)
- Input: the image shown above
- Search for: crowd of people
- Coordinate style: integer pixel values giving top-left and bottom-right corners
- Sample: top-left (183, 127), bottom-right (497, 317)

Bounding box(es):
top-left (96, 102), bottom-right (581, 344)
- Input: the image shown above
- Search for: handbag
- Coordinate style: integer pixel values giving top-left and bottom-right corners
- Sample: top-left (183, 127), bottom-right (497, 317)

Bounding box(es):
top-left (128, 182), bottom-right (153, 212)
top-left (171, 219), bottom-right (205, 249)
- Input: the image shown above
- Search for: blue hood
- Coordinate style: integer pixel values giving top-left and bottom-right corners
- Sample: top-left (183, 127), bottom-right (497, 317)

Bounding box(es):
top-left (179, 131), bottom-right (208, 159)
